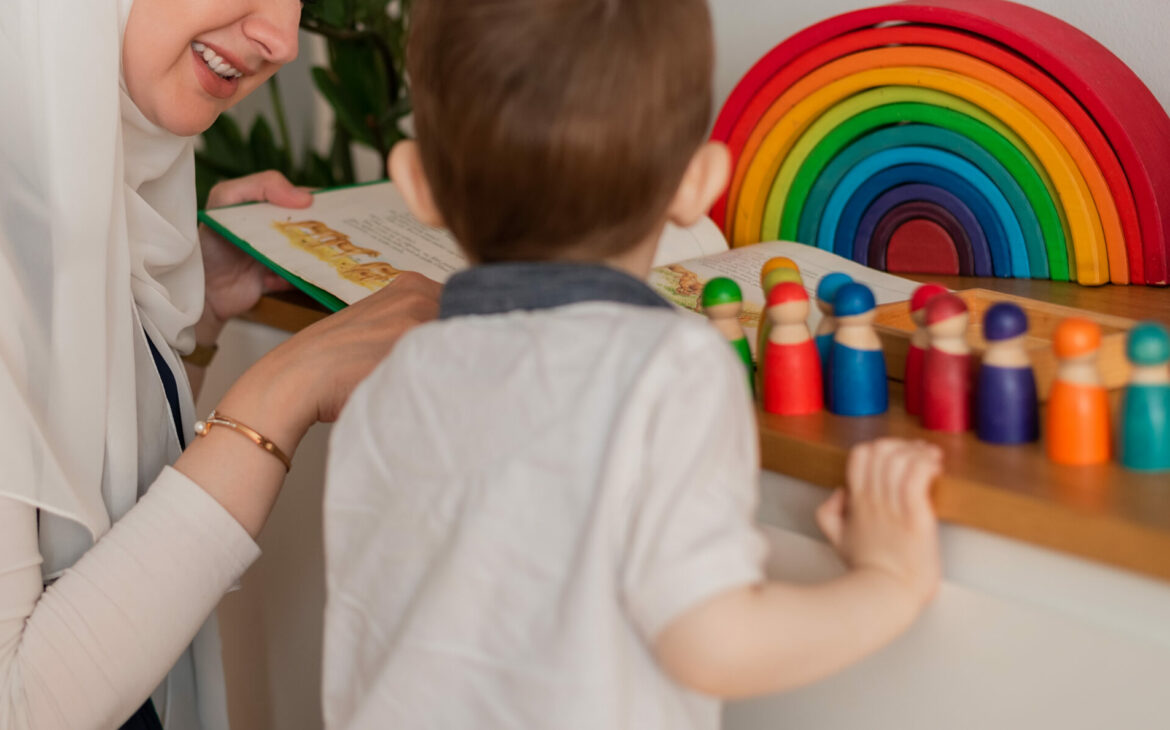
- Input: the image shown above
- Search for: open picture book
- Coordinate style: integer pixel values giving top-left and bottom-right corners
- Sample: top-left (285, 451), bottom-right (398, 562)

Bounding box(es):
top-left (200, 181), bottom-right (920, 357)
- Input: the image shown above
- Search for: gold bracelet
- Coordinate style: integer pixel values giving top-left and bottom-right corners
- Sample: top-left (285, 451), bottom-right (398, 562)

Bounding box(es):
top-left (182, 342), bottom-right (219, 368)
top-left (193, 409), bottom-right (292, 472)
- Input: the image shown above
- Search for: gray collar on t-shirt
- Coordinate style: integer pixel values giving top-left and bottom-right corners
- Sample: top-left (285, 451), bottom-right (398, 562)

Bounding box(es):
top-left (439, 262), bottom-right (673, 319)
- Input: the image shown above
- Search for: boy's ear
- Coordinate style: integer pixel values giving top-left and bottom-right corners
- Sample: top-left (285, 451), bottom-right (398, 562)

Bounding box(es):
top-left (388, 141), bottom-right (446, 228)
top-left (666, 142), bottom-right (731, 227)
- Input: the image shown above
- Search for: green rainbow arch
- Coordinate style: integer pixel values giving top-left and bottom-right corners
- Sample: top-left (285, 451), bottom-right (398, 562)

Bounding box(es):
top-left (794, 123), bottom-right (1051, 279)
top-left (766, 94), bottom-right (1070, 281)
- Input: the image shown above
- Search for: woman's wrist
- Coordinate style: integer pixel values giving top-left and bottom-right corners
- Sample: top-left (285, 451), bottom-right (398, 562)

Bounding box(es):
top-left (194, 298), bottom-right (227, 350)
top-left (214, 351), bottom-right (315, 460)
top-left (178, 347), bottom-right (315, 538)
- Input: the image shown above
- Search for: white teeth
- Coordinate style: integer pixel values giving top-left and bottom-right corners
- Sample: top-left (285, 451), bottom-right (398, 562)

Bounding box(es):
top-left (192, 42), bottom-right (242, 79)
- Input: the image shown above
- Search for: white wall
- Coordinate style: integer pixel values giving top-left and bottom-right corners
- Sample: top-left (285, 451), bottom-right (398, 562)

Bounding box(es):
top-left (251, 2), bottom-right (1170, 179)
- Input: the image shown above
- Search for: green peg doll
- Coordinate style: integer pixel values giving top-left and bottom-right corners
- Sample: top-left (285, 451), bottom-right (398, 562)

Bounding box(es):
top-left (702, 277), bottom-right (755, 394)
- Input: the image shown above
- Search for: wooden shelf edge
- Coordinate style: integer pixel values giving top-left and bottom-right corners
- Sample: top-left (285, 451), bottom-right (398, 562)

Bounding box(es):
top-left (760, 423), bottom-right (1170, 583)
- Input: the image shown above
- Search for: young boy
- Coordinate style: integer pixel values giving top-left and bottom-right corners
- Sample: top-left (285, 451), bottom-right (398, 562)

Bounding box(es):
top-left (322, 1), bottom-right (943, 727)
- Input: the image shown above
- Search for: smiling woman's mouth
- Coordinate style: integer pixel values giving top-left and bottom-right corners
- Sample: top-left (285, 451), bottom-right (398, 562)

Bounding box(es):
top-left (191, 42), bottom-right (243, 79)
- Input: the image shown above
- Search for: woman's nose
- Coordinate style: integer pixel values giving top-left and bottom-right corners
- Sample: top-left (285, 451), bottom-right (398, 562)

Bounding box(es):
top-left (242, 0), bottom-right (301, 66)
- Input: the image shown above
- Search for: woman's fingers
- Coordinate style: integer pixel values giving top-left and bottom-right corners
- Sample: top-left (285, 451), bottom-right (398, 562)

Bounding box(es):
top-left (298, 272), bottom-right (442, 423)
top-left (206, 170), bottom-right (314, 209)
top-left (262, 271), bottom-right (295, 293)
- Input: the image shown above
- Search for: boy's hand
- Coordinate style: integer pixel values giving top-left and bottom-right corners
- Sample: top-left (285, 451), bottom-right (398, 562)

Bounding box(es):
top-left (816, 438), bottom-right (943, 608)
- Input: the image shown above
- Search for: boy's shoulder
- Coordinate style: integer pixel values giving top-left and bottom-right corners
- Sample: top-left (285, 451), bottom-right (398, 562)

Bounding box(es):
top-left (358, 300), bottom-right (744, 404)
top-left (417, 300), bottom-right (732, 361)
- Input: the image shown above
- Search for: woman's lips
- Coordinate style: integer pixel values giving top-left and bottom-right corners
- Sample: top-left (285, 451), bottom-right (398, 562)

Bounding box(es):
top-left (191, 44), bottom-right (240, 99)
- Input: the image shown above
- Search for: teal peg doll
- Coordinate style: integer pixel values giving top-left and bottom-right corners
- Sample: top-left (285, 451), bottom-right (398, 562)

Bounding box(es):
top-left (1120, 322), bottom-right (1170, 473)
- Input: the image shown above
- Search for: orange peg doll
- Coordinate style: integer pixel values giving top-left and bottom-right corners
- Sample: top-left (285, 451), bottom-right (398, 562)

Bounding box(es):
top-left (1046, 318), bottom-right (1111, 465)
top-left (904, 283), bottom-right (948, 415)
top-left (762, 282), bottom-right (823, 415)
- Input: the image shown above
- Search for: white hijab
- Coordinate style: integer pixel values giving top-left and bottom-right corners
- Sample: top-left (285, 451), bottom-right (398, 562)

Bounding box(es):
top-left (0, 0), bottom-right (204, 576)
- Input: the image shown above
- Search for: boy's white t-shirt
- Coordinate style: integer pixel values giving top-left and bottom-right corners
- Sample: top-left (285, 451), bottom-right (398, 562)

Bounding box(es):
top-left (323, 297), bottom-right (767, 730)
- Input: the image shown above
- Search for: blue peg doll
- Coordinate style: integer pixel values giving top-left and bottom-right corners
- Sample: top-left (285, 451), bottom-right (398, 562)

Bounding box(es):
top-left (814, 272), bottom-right (853, 404)
top-left (829, 282), bottom-right (888, 416)
top-left (814, 272), bottom-right (854, 369)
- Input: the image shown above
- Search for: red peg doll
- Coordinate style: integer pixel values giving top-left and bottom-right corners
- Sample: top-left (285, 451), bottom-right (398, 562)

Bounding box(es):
top-left (905, 283), bottom-right (948, 415)
top-left (756, 258), bottom-right (803, 392)
top-left (762, 282), bottom-right (823, 415)
top-left (1047, 318), bottom-right (1111, 465)
top-left (921, 293), bottom-right (972, 432)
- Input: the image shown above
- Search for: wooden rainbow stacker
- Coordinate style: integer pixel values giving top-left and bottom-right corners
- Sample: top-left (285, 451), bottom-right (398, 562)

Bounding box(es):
top-left (710, 0), bottom-right (1170, 286)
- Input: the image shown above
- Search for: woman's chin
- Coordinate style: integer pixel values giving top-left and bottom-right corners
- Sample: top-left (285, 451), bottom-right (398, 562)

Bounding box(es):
top-left (153, 104), bottom-right (224, 138)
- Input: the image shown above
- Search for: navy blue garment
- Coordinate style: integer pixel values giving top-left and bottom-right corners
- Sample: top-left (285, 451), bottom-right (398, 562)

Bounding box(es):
top-left (120, 699), bottom-right (164, 730)
top-left (145, 332), bottom-right (186, 450)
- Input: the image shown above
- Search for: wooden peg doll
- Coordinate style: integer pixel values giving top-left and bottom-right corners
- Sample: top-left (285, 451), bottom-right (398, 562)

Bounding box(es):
top-left (829, 282), bottom-right (888, 416)
top-left (762, 267), bottom-right (803, 292)
top-left (762, 282), bottom-right (823, 415)
top-left (760, 256), bottom-right (800, 286)
top-left (702, 277), bottom-right (754, 393)
top-left (976, 302), bottom-right (1039, 444)
top-left (1046, 318), bottom-right (1111, 465)
top-left (814, 273), bottom-right (853, 370)
top-left (1119, 322), bottom-right (1170, 472)
top-left (904, 283), bottom-right (948, 415)
top-left (756, 260), bottom-right (804, 364)
top-left (920, 293), bottom-right (973, 432)
top-left (814, 272), bottom-right (853, 406)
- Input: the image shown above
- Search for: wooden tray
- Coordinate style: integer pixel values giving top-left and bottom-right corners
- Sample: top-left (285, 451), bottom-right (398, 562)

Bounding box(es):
top-left (874, 288), bottom-right (1136, 400)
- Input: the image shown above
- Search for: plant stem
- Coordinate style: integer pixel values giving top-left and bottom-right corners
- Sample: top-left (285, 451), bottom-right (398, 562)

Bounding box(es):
top-left (331, 123), bottom-right (356, 183)
top-left (267, 76), bottom-right (294, 162)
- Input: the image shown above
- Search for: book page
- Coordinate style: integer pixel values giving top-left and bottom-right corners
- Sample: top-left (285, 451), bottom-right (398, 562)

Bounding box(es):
top-left (652, 216), bottom-right (729, 267)
top-left (204, 182), bottom-right (468, 305)
top-left (648, 241), bottom-right (921, 356)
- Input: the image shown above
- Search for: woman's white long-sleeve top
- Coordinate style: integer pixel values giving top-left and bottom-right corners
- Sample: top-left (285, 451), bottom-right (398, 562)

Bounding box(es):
top-left (0, 470), bottom-right (260, 730)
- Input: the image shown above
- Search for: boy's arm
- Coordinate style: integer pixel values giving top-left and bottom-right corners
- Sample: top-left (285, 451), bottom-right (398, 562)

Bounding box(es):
top-left (653, 439), bottom-right (942, 698)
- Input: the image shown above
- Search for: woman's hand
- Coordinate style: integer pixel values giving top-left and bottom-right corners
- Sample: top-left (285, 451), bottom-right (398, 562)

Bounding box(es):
top-left (184, 271), bottom-right (440, 537)
top-left (219, 271), bottom-right (442, 450)
top-left (198, 171), bottom-right (314, 331)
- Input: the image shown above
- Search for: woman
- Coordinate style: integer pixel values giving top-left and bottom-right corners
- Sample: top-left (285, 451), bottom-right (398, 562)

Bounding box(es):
top-left (0, 1), bottom-right (438, 728)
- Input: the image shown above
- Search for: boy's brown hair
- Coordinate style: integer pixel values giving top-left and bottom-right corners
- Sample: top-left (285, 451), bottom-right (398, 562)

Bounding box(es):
top-left (407, 0), bottom-right (715, 263)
